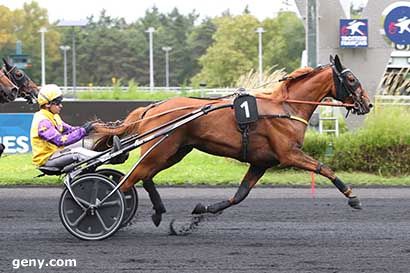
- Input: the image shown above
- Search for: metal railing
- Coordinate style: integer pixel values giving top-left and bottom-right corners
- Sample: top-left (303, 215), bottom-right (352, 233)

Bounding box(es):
top-left (375, 95), bottom-right (410, 112)
top-left (319, 117), bottom-right (339, 137)
top-left (62, 86), bottom-right (237, 98)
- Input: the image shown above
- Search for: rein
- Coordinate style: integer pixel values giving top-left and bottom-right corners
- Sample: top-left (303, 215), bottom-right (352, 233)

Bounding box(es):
top-left (283, 99), bottom-right (354, 108)
top-left (99, 100), bottom-right (226, 130)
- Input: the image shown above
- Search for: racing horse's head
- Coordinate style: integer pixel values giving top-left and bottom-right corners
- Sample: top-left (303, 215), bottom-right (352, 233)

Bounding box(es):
top-left (3, 58), bottom-right (39, 104)
top-left (329, 55), bottom-right (373, 115)
top-left (0, 67), bottom-right (18, 103)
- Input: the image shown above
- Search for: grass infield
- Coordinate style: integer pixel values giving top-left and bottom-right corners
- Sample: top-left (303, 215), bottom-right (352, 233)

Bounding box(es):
top-left (1, 150), bottom-right (410, 186)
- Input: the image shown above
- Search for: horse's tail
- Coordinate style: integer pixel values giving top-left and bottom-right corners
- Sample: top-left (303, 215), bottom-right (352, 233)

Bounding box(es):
top-left (92, 107), bottom-right (147, 151)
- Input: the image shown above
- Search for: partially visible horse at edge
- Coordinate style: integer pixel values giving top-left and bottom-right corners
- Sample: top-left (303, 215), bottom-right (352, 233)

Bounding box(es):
top-left (1, 58), bottom-right (39, 104)
top-left (93, 55), bottom-right (373, 227)
top-left (0, 58), bottom-right (39, 156)
top-left (0, 65), bottom-right (18, 103)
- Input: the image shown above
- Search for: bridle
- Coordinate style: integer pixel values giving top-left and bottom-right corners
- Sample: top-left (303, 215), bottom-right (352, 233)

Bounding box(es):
top-left (331, 65), bottom-right (369, 115)
top-left (3, 65), bottom-right (37, 103)
top-left (333, 67), bottom-right (355, 101)
top-left (0, 69), bottom-right (18, 102)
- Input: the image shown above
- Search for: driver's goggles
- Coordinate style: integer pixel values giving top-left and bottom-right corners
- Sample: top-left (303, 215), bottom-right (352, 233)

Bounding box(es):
top-left (51, 97), bottom-right (63, 105)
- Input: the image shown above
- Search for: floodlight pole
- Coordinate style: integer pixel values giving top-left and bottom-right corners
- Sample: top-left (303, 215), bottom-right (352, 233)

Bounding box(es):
top-left (39, 27), bottom-right (47, 86)
top-left (162, 46), bottom-right (172, 88)
top-left (60, 45), bottom-right (70, 91)
top-left (57, 20), bottom-right (87, 94)
top-left (256, 27), bottom-right (265, 85)
top-left (146, 27), bottom-right (155, 91)
top-left (307, 0), bottom-right (318, 67)
top-left (71, 28), bottom-right (77, 92)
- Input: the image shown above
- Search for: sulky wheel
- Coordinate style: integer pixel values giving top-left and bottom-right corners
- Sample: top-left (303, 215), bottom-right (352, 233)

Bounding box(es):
top-left (59, 173), bottom-right (125, 241)
top-left (96, 169), bottom-right (138, 227)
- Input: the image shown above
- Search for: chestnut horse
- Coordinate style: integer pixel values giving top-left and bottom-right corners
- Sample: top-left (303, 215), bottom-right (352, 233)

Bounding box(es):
top-left (2, 58), bottom-right (39, 104)
top-left (93, 55), bottom-right (372, 227)
top-left (0, 66), bottom-right (18, 103)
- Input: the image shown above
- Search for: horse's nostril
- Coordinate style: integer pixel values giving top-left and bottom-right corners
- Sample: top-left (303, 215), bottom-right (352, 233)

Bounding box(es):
top-left (368, 103), bottom-right (373, 108)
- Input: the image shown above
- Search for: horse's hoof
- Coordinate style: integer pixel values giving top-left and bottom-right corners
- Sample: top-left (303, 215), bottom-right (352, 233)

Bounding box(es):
top-left (348, 196), bottom-right (362, 210)
top-left (192, 203), bottom-right (207, 214)
top-left (169, 219), bottom-right (177, 235)
top-left (152, 213), bottom-right (162, 227)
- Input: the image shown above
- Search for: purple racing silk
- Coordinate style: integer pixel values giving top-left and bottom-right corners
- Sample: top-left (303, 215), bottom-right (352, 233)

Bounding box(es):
top-left (37, 119), bottom-right (86, 147)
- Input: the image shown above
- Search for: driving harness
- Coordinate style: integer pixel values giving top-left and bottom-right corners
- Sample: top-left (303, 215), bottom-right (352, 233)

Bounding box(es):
top-left (232, 91), bottom-right (308, 161)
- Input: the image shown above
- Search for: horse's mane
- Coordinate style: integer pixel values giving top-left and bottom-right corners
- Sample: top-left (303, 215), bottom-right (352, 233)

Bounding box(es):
top-left (288, 66), bottom-right (315, 79)
top-left (253, 66), bottom-right (314, 98)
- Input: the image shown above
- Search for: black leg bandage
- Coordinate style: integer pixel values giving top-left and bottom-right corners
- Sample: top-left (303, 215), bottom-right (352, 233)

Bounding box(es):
top-left (315, 162), bottom-right (323, 174)
top-left (231, 181), bottom-right (250, 204)
top-left (206, 181), bottom-right (251, 213)
top-left (206, 200), bottom-right (231, 213)
top-left (332, 177), bottom-right (349, 194)
top-left (143, 180), bottom-right (166, 213)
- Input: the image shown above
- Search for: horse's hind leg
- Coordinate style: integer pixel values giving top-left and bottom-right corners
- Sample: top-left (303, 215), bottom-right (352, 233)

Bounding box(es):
top-left (142, 145), bottom-right (194, 226)
top-left (192, 165), bottom-right (266, 214)
top-left (283, 149), bottom-right (361, 209)
top-left (143, 179), bottom-right (166, 226)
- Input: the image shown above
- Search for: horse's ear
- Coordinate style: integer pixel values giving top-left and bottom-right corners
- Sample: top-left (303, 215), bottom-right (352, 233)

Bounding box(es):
top-left (3, 58), bottom-right (11, 70)
top-left (334, 55), bottom-right (343, 71)
top-left (329, 55), bottom-right (334, 64)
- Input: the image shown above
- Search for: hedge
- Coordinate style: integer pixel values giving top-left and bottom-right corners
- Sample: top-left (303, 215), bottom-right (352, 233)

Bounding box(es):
top-left (303, 108), bottom-right (410, 176)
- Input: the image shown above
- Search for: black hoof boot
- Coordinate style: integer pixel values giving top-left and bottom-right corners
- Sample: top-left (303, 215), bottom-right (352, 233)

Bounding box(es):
top-left (151, 213), bottom-right (162, 227)
top-left (192, 203), bottom-right (207, 214)
top-left (348, 196), bottom-right (362, 209)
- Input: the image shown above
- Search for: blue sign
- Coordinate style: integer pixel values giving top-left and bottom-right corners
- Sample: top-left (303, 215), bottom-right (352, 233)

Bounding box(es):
top-left (0, 113), bottom-right (33, 154)
top-left (384, 5), bottom-right (410, 45)
top-left (340, 19), bottom-right (368, 48)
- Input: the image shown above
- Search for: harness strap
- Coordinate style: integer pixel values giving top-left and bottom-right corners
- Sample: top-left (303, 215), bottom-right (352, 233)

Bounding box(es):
top-left (140, 101), bottom-right (166, 119)
top-left (259, 114), bottom-right (309, 126)
top-left (315, 162), bottom-right (323, 174)
top-left (238, 124), bottom-right (250, 161)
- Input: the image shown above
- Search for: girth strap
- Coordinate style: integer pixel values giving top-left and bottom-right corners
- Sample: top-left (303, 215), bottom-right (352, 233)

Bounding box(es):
top-left (238, 124), bottom-right (250, 162)
top-left (259, 114), bottom-right (308, 125)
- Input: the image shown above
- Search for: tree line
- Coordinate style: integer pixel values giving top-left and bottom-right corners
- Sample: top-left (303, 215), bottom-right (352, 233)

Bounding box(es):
top-left (0, 1), bottom-right (305, 88)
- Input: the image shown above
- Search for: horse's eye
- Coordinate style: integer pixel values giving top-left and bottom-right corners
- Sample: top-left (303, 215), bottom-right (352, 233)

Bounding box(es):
top-left (347, 75), bottom-right (356, 84)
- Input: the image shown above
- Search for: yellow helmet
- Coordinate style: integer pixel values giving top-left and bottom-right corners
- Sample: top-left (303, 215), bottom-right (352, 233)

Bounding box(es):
top-left (37, 84), bottom-right (63, 106)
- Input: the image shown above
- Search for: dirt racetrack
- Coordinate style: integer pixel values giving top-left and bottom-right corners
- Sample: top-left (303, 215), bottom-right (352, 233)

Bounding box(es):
top-left (1, 187), bottom-right (410, 272)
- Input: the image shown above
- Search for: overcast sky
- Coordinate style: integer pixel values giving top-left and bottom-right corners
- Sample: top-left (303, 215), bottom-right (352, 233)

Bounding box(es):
top-left (1, 0), bottom-right (299, 23)
top-left (1, 0), bottom-right (369, 23)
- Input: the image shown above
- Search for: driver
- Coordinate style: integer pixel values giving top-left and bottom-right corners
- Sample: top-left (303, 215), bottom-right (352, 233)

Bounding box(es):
top-left (30, 84), bottom-right (98, 168)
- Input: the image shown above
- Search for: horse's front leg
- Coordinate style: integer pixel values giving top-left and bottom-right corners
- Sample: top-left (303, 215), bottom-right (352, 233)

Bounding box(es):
top-left (283, 149), bottom-right (361, 209)
top-left (192, 165), bottom-right (266, 214)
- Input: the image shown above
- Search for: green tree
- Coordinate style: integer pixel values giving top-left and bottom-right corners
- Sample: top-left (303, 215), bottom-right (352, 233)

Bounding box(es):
top-left (0, 1), bottom-right (61, 84)
top-left (73, 10), bottom-right (146, 85)
top-left (191, 12), bottom-right (304, 87)
top-left (187, 17), bottom-right (216, 80)
top-left (262, 12), bottom-right (305, 72)
top-left (191, 14), bottom-right (260, 87)
top-left (0, 6), bottom-right (16, 52)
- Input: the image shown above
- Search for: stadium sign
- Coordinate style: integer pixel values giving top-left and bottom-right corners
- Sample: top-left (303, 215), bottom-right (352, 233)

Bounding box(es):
top-left (0, 114), bottom-right (33, 153)
top-left (383, 3), bottom-right (410, 45)
top-left (340, 19), bottom-right (368, 48)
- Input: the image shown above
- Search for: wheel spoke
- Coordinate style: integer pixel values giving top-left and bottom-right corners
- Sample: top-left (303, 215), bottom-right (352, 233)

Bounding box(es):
top-left (69, 210), bottom-right (88, 227)
top-left (75, 196), bottom-right (92, 208)
top-left (99, 200), bottom-right (122, 208)
top-left (90, 180), bottom-right (99, 204)
top-left (94, 210), bottom-right (111, 231)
